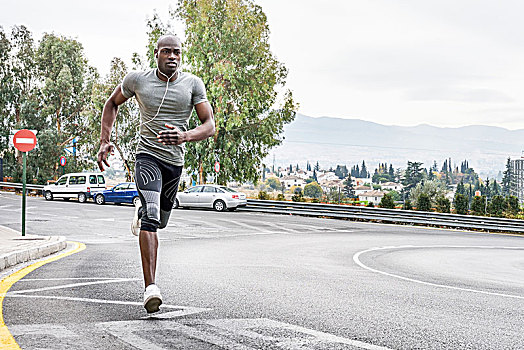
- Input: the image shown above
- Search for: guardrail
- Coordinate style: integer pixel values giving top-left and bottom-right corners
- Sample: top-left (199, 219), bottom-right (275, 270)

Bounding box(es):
top-left (238, 199), bottom-right (524, 234)
top-left (0, 182), bottom-right (44, 191)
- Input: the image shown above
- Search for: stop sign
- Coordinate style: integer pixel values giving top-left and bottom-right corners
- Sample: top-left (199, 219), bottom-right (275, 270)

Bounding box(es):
top-left (13, 129), bottom-right (37, 152)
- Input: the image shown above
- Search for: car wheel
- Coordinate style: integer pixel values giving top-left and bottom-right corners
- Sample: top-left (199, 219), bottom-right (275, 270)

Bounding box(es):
top-left (213, 199), bottom-right (226, 212)
top-left (133, 196), bottom-right (141, 207)
top-left (78, 193), bottom-right (87, 203)
top-left (44, 191), bottom-right (53, 201)
top-left (95, 194), bottom-right (105, 205)
top-left (173, 198), bottom-right (180, 209)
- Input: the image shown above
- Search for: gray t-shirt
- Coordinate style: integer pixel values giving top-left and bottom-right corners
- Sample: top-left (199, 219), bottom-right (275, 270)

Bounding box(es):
top-left (121, 69), bottom-right (208, 166)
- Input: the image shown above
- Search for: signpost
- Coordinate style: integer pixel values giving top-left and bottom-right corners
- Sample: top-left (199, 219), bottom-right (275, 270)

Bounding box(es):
top-left (60, 156), bottom-right (67, 167)
top-left (13, 129), bottom-right (37, 236)
top-left (214, 161), bottom-right (220, 173)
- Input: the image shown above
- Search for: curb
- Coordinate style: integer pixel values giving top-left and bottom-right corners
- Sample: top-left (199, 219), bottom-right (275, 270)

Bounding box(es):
top-left (0, 236), bottom-right (67, 271)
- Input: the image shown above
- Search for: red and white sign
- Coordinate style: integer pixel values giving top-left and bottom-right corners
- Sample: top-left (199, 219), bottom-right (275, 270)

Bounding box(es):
top-left (59, 156), bottom-right (67, 167)
top-left (475, 190), bottom-right (481, 197)
top-left (214, 161), bottom-right (220, 173)
top-left (13, 129), bottom-right (37, 152)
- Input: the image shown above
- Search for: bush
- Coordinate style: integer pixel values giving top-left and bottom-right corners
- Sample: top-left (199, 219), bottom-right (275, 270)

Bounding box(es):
top-left (435, 196), bottom-right (450, 213)
top-left (416, 193), bottom-right (431, 211)
top-left (454, 194), bottom-right (468, 215)
top-left (258, 190), bottom-right (270, 200)
top-left (276, 193), bottom-right (285, 201)
top-left (488, 195), bottom-right (505, 217)
top-left (403, 199), bottom-right (413, 210)
top-left (304, 181), bottom-right (323, 199)
top-left (379, 193), bottom-right (395, 209)
top-left (470, 196), bottom-right (486, 216)
top-left (366, 201), bottom-right (374, 207)
top-left (505, 196), bottom-right (519, 216)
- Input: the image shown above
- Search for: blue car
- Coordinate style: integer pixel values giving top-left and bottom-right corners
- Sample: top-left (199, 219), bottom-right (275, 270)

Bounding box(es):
top-left (92, 182), bottom-right (140, 206)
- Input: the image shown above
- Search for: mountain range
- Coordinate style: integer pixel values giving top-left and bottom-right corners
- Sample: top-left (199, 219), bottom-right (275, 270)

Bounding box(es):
top-left (266, 114), bottom-right (524, 179)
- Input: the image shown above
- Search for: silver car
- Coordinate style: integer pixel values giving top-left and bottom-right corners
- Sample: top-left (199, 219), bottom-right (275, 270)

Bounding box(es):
top-left (174, 184), bottom-right (247, 211)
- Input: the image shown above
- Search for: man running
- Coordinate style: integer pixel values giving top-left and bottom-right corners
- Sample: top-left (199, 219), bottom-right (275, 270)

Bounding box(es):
top-left (97, 34), bottom-right (215, 313)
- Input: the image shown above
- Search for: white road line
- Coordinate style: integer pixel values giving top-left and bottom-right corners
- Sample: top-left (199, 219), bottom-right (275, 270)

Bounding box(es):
top-left (353, 245), bottom-right (524, 300)
top-left (216, 218), bottom-right (274, 234)
top-left (19, 277), bottom-right (132, 281)
top-left (9, 278), bottom-right (139, 294)
top-left (8, 324), bottom-right (79, 338)
top-left (6, 294), bottom-right (211, 315)
top-left (205, 318), bottom-right (392, 350)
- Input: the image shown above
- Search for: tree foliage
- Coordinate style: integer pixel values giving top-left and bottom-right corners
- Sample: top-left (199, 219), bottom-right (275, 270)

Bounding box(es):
top-left (1, 26), bottom-right (97, 183)
top-left (454, 193), bottom-right (468, 214)
top-left (379, 193), bottom-right (395, 209)
top-left (416, 193), bottom-right (431, 212)
top-left (304, 181), bottom-right (322, 199)
top-left (470, 196), bottom-right (486, 216)
top-left (169, 0), bottom-right (297, 184)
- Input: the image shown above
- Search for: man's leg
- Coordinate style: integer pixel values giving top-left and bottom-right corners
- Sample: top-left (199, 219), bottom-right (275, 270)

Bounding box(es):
top-left (135, 155), bottom-right (163, 312)
top-left (139, 229), bottom-right (158, 287)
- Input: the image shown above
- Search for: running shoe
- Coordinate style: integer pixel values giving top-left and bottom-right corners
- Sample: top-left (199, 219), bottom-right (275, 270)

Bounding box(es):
top-left (131, 203), bottom-right (142, 236)
top-left (143, 284), bottom-right (163, 313)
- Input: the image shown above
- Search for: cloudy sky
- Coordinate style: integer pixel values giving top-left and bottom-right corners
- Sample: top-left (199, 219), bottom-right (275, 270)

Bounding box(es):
top-left (3, 0), bottom-right (524, 129)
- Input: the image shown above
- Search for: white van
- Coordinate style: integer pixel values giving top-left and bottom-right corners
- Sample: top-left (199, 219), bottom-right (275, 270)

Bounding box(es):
top-left (43, 172), bottom-right (106, 203)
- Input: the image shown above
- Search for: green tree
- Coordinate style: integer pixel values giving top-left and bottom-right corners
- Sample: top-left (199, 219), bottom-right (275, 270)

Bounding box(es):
top-left (505, 196), bottom-right (519, 217)
top-left (403, 199), bottom-right (413, 210)
top-left (304, 181), bottom-right (322, 199)
top-left (435, 196), bottom-right (450, 213)
top-left (291, 187), bottom-right (304, 202)
top-left (501, 157), bottom-right (511, 196)
top-left (416, 193), bottom-right (431, 211)
top-left (343, 174), bottom-right (355, 198)
top-left (488, 195), bottom-right (505, 217)
top-left (470, 196), bottom-right (486, 216)
top-left (409, 179), bottom-right (446, 208)
top-left (379, 193), bottom-right (395, 209)
top-left (388, 190), bottom-right (401, 201)
top-left (265, 177), bottom-right (281, 191)
top-left (171, 0), bottom-right (297, 184)
top-left (402, 161), bottom-right (424, 195)
top-left (454, 194), bottom-right (468, 215)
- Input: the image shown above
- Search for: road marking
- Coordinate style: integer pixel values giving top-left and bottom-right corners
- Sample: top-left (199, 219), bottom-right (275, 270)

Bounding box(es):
top-left (98, 318), bottom-right (392, 349)
top-left (6, 294), bottom-right (211, 316)
top-left (8, 324), bottom-right (79, 338)
top-left (0, 241), bottom-right (86, 349)
top-left (8, 278), bottom-right (139, 295)
top-left (216, 218), bottom-right (274, 234)
top-left (353, 245), bottom-right (524, 300)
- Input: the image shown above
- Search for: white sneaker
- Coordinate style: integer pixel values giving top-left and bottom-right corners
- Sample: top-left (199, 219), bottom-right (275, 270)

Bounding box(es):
top-left (131, 203), bottom-right (141, 236)
top-left (143, 284), bottom-right (163, 313)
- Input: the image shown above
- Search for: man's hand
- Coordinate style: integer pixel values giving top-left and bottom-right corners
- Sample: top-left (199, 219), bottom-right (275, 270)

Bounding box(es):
top-left (157, 123), bottom-right (187, 145)
top-left (97, 142), bottom-right (114, 171)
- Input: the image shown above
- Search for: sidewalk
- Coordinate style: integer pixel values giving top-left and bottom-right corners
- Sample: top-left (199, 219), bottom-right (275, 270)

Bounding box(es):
top-left (0, 225), bottom-right (67, 272)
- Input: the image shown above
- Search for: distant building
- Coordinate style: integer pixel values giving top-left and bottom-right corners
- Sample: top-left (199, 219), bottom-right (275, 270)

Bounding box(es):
top-left (320, 179), bottom-right (344, 193)
top-left (281, 176), bottom-right (305, 189)
top-left (359, 190), bottom-right (386, 203)
top-left (354, 185), bottom-right (372, 196)
top-left (510, 159), bottom-right (524, 203)
top-left (381, 182), bottom-right (403, 191)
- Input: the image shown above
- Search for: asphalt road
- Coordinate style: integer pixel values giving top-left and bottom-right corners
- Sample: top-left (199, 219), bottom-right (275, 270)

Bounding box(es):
top-left (1, 191), bottom-right (523, 349)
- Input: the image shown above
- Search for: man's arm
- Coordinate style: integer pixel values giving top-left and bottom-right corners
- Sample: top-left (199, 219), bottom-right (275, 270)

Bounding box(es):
top-left (157, 101), bottom-right (215, 145)
top-left (97, 85), bottom-right (129, 171)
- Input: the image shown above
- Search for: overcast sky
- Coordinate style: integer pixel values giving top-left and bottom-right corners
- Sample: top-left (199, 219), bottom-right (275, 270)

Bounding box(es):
top-left (3, 0), bottom-right (524, 129)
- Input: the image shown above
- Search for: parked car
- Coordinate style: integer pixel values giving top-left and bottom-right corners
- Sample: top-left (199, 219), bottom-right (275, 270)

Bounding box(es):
top-left (174, 184), bottom-right (247, 211)
top-left (92, 182), bottom-right (140, 206)
top-left (43, 172), bottom-right (106, 203)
